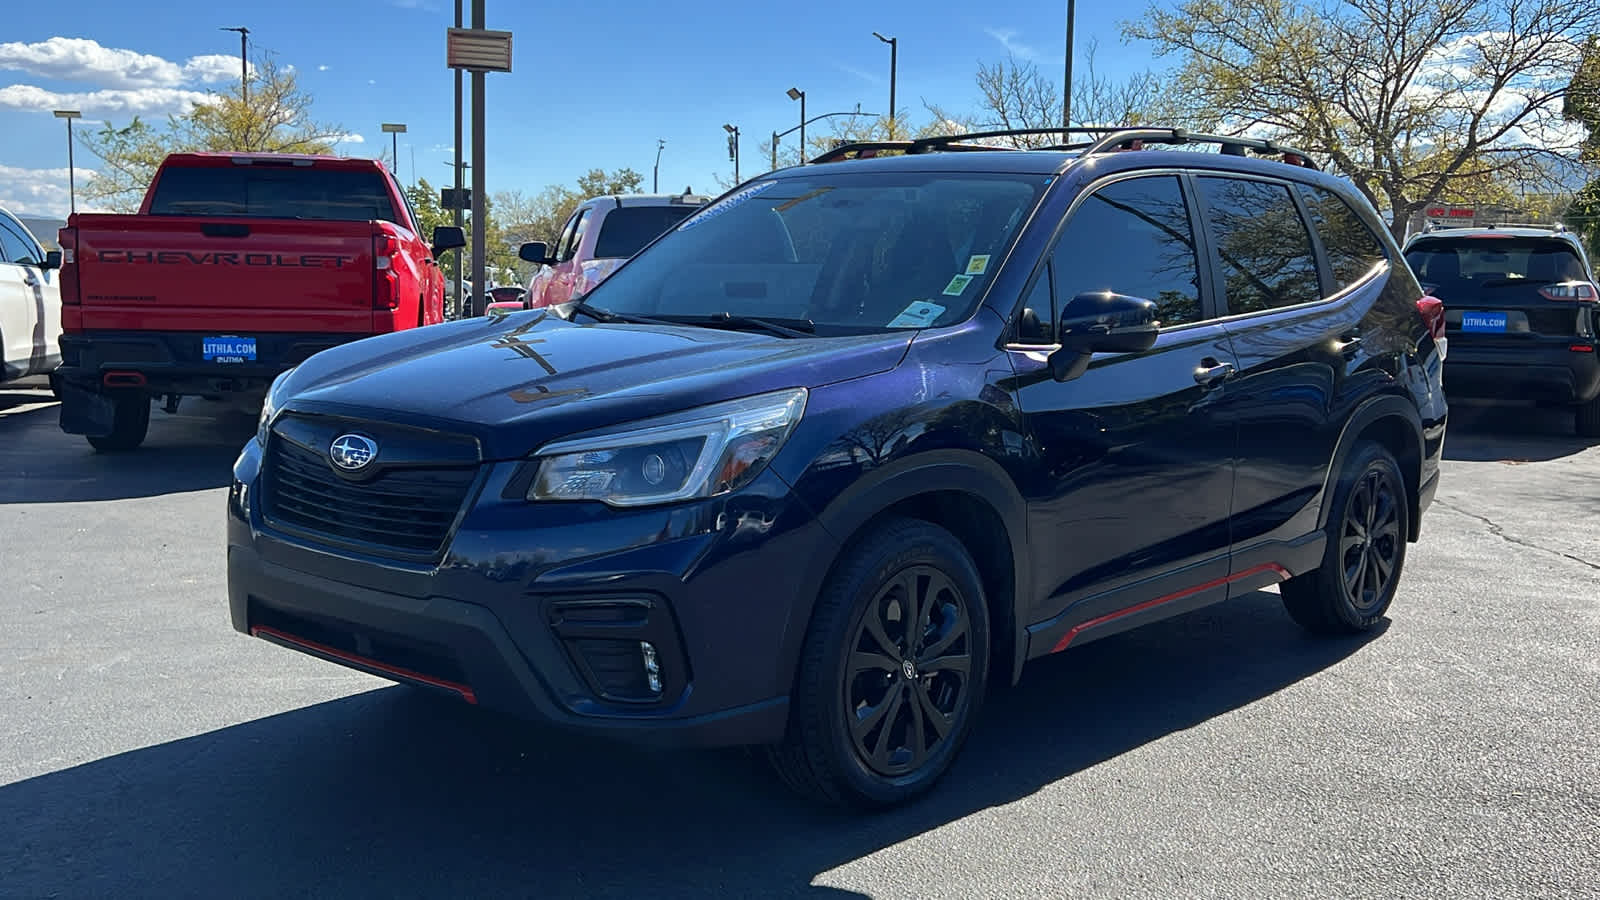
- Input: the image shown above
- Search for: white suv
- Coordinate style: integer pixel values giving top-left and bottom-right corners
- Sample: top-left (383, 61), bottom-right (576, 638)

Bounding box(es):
top-left (0, 208), bottom-right (62, 383)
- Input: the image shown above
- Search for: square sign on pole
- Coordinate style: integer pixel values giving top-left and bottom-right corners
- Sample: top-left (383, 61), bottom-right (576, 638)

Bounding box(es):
top-left (447, 28), bottom-right (513, 72)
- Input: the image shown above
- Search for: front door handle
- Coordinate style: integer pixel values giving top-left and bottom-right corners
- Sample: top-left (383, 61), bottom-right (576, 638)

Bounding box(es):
top-left (1336, 333), bottom-right (1363, 357)
top-left (1194, 359), bottom-right (1236, 386)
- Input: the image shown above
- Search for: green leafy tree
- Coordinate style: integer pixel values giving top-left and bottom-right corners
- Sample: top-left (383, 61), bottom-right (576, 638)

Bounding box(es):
top-left (1565, 35), bottom-right (1600, 254)
top-left (1126, 0), bottom-right (1600, 238)
top-left (83, 53), bottom-right (346, 211)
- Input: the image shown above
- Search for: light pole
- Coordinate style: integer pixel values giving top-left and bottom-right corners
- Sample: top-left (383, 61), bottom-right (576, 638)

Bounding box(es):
top-left (1063, 0), bottom-right (1076, 129)
top-left (445, 3), bottom-right (512, 317)
top-left (787, 87), bottom-right (806, 163)
top-left (381, 123), bottom-right (406, 174)
top-left (53, 110), bottom-right (81, 214)
top-left (873, 32), bottom-right (897, 138)
top-left (772, 106), bottom-right (879, 169)
top-left (220, 26), bottom-right (249, 104)
top-left (653, 139), bottom-right (666, 193)
top-left (723, 124), bottom-right (740, 184)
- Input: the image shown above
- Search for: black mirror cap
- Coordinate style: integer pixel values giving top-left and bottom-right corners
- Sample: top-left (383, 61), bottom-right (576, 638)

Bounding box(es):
top-left (1048, 291), bottom-right (1161, 381)
top-left (518, 241), bottom-right (551, 264)
top-left (41, 250), bottom-right (62, 270)
top-left (431, 225), bottom-right (467, 255)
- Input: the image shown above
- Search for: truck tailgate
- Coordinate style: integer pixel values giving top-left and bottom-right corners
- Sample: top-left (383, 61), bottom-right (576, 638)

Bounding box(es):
top-left (70, 215), bottom-right (378, 333)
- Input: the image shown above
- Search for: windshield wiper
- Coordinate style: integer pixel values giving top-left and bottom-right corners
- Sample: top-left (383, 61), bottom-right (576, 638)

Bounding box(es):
top-left (563, 299), bottom-right (672, 326)
top-left (654, 312), bottom-right (816, 338)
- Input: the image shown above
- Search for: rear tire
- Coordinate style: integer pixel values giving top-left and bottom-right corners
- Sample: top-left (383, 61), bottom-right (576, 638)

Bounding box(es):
top-left (766, 517), bottom-right (990, 809)
top-left (1577, 395), bottom-right (1600, 438)
top-left (86, 392), bottom-right (150, 453)
top-left (1280, 441), bottom-right (1408, 635)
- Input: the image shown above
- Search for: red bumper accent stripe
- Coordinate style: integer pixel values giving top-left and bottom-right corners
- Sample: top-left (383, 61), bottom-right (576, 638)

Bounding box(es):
top-left (1051, 562), bottom-right (1291, 653)
top-left (251, 625), bottom-right (478, 704)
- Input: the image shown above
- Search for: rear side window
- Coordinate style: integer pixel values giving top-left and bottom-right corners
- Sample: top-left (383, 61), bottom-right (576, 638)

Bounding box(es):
top-left (593, 206), bottom-right (699, 259)
top-left (1196, 176), bottom-right (1322, 313)
top-left (147, 166), bottom-right (397, 222)
top-left (1298, 185), bottom-right (1389, 289)
top-left (1049, 175), bottom-right (1204, 328)
top-left (0, 216), bottom-right (40, 265)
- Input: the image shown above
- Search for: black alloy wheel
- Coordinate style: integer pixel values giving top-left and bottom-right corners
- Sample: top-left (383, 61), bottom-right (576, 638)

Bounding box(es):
top-left (1339, 467), bottom-right (1403, 612)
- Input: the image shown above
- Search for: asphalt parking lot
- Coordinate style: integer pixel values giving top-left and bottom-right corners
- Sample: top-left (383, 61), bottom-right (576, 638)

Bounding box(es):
top-left (2, 384), bottom-right (1597, 899)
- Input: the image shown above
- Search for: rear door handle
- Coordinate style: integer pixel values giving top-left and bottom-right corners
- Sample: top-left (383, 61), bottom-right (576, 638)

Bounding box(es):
top-left (1194, 358), bottom-right (1235, 386)
top-left (1337, 333), bottom-right (1363, 357)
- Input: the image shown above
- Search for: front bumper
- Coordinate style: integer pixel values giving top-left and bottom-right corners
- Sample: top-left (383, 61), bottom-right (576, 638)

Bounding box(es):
top-left (226, 436), bottom-right (836, 749)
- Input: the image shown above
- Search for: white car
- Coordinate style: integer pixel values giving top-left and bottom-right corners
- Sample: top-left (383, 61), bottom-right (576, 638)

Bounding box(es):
top-left (0, 208), bottom-right (62, 383)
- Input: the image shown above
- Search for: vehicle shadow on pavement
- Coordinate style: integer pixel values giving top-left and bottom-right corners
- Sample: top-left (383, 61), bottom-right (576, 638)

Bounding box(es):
top-left (0, 590), bottom-right (1383, 898)
top-left (0, 401), bottom-right (254, 504)
top-left (1441, 401), bottom-right (1597, 463)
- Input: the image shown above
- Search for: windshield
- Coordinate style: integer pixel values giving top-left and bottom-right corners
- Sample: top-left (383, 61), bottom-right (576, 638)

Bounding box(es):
top-left (593, 205), bottom-right (701, 259)
top-left (1404, 237), bottom-right (1588, 296)
top-left (575, 171), bottom-right (1051, 333)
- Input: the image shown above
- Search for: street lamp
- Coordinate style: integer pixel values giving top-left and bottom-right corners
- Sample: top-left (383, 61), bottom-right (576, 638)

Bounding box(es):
top-left (381, 123), bottom-right (406, 175)
top-left (53, 110), bottom-right (81, 215)
top-left (873, 32), bottom-right (897, 139)
top-left (653, 139), bottom-right (666, 193)
top-left (723, 124), bottom-right (740, 185)
top-left (1063, 0), bottom-right (1076, 128)
top-left (787, 87), bottom-right (806, 163)
top-left (220, 26), bottom-right (249, 103)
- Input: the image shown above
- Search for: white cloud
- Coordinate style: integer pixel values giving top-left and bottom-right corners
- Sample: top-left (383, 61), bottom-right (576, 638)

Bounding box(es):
top-left (984, 27), bottom-right (1049, 63)
top-left (0, 37), bottom-right (182, 89)
top-left (332, 133), bottom-right (365, 144)
top-left (368, 79), bottom-right (377, 85)
top-left (182, 54), bottom-right (249, 84)
top-left (317, 64), bottom-right (330, 72)
top-left (0, 163), bottom-right (108, 219)
top-left (0, 84), bottom-right (216, 117)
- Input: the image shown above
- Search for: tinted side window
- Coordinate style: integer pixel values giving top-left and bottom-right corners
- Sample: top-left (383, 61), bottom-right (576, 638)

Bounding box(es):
top-left (1050, 175), bottom-right (1203, 329)
top-left (1196, 176), bottom-right (1322, 313)
top-left (0, 217), bottom-right (38, 265)
top-left (552, 211), bottom-right (581, 261)
top-left (1298, 185), bottom-right (1388, 289)
top-left (593, 206), bottom-right (698, 259)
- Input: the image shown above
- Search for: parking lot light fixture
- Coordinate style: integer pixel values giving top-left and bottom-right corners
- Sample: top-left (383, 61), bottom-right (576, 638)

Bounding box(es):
top-left (787, 88), bottom-right (806, 163)
top-left (53, 110), bottom-right (82, 214)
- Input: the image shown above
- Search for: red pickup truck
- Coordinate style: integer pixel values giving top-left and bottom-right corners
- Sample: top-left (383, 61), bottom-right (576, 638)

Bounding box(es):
top-left (52, 151), bottom-right (465, 451)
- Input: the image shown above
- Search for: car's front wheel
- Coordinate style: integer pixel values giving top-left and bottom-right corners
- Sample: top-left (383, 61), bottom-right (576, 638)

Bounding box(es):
top-left (1281, 440), bottom-right (1408, 634)
top-left (768, 517), bottom-right (990, 808)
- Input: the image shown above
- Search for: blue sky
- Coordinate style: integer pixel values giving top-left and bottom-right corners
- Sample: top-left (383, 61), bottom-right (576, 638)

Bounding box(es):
top-left (1, 0), bottom-right (1163, 219)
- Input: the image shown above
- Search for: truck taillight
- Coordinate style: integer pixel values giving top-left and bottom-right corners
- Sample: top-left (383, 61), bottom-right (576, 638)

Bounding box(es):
top-left (1538, 281), bottom-right (1599, 302)
top-left (373, 232), bottom-right (400, 310)
top-left (1417, 294), bottom-right (1446, 360)
top-left (57, 226), bottom-right (80, 305)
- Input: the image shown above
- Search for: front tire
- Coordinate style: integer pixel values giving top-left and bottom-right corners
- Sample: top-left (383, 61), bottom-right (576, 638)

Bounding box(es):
top-left (86, 392), bottom-right (150, 453)
top-left (767, 518), bottom-right (990, 809)
top-left (1577, 394), bottom-right (1600, 438)
top-left (1281, 441), bottom-right (1408, 634)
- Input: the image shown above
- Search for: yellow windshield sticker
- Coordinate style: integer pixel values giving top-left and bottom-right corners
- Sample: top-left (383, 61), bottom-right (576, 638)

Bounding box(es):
top-left (965, 255), bottom-right (990, 275)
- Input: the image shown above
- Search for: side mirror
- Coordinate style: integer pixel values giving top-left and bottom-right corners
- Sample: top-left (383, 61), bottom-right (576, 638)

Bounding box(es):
top-left (518, 241), bottom-right (551, 264)
top-left (1048, 291), bottom-right (1160, 381)
top-left (41, 250), bottom-right (62, 270)
top-left (431, 226), bottom-right (466, 256)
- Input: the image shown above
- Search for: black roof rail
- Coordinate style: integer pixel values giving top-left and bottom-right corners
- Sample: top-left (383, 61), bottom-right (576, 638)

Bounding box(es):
top-left (808, 126), bottom-right (1320, 170)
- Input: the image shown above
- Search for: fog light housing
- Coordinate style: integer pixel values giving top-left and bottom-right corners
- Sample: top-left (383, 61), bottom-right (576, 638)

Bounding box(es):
top-left (640, 641), bottom-right (662, 694)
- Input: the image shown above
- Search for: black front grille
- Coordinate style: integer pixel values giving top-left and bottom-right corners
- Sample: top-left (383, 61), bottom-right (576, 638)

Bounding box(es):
top-left (262, 434), bottom-right (477, 557)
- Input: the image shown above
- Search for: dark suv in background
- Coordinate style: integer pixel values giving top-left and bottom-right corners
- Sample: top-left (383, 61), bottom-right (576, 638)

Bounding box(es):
top-left (1403, 224), bottom-right (1598, 435)
top-left (227, 127), bottom-right (1447, 809)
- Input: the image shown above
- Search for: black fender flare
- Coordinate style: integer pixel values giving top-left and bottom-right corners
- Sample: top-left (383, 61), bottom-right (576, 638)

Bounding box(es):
top-left (1316, 392), bottom-right (1425, 537)
top-left (776, 449), bottom-right (1034, 690)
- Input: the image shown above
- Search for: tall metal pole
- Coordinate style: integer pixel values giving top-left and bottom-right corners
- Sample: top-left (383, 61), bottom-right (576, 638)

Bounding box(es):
top-left (453, 0), bottom-right (465, 316)
top-left (875, 33), bottom-right (897, 139)
top-left (799, 92), bottom-right (807, 164)
top-left (241, 29), bottom-right (248, 105)
top-left (391, 132), bottom-right (399, 171)
top-left (1063, 0), bottom-right (1075, 129)
top-left (66, 118), bottom-right (76, 214)
top-left (653, 139), bottom-right (665, 193)
top-left (771, 131), bottom-right (778, 172)
top-left (470, 0), bottom-right (487, 310)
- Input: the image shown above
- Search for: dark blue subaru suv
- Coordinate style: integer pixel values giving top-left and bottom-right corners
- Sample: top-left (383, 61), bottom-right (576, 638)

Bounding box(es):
top-left (227, 128), bottom-right (1448, 808)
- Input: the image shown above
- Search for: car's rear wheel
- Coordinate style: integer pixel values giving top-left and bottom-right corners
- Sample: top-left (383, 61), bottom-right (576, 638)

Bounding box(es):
top-left (1280, 441), bottom-right (1408, 634)
top-left (86, 391), bottom-right (150, 453)
top-left (767, 517), bottom-right (989, 808)
top-left (1576, 394), bottom-right (1600, 438)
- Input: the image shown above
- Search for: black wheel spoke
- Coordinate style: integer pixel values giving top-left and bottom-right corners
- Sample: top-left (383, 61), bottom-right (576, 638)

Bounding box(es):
top-left (1346, 550), bottom-right (1368, 599)
top-left (921, 652), bottom-right (971, 678)
top-left (1372, 547), bottom-right (1395, 583)
top-left (861, 606), bottom-right (901, 662)
top-left (920, 611), bottom-right (968, 661)
top-left (916, 684), bottom-right (952, 739)
top-left (852, 690), bottom-right (896, 742)
top-left (900, 570), bottom-right (926, 651)
top-left (869, 687), bottom-right (906, 765)
top-left (906, 683), bottom-right (928, 765)
top-left (850, 650), bottom-right (899, 676)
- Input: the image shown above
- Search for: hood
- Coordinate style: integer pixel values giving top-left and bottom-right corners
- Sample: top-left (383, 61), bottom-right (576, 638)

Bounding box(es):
top-left (275, 309), bottom-right (914, 460)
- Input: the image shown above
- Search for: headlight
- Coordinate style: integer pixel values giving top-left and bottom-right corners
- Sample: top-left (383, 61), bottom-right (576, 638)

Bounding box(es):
top-left (528, 388), bottom-right (808, 507)
top-left (257, 367), bottom-right (297, 444)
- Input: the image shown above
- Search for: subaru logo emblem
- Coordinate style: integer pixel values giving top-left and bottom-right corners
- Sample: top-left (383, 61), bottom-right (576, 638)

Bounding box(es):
top-left (329, 434), bottom-right (377, 471)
